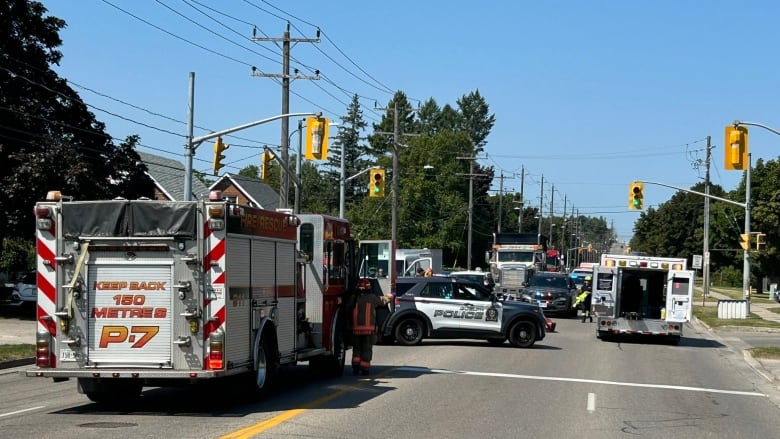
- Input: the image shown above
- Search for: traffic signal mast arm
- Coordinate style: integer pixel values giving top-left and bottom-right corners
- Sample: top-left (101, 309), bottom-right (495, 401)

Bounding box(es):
top-left (635, 180), bottom-right (746, 208)
top-left (190, 112), bottom-right (322, 149)
top-left (262, 146), bottom-right (302, 190)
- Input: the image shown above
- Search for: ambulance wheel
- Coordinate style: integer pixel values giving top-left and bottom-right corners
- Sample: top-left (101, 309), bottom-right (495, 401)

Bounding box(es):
top-left (394, 318), bottom-right (424, 346)
top-left (252, 336), bottom-right (278, 397)
top-left (508, 320), bottom-right (537, 348)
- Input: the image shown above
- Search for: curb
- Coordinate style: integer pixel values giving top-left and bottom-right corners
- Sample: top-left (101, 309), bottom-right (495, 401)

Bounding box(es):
top-left (0, 357), bottom-right (33, 370)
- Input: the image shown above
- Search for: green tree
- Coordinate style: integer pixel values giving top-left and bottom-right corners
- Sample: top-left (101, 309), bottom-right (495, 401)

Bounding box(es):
top-left (0, 1), bottom-right (154, 268)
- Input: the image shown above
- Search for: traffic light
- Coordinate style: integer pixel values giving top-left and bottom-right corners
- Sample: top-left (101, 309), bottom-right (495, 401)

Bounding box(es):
top-left (369, 168), bottom-right (385, 197)
top-left (756, 233), bottom-right (766, 251)
top-left (305, 116), bottom-right (330, 160)
top-left (628, 182), bottom-right (644, 210)
top-left (724, 125), bottom-right (748, 170)
top-left (739, 233), bottom-right (749, 250)
top-left (212, 137), bottom-right (229, 175)
top-left (261, 151), bottom-right (273, 183)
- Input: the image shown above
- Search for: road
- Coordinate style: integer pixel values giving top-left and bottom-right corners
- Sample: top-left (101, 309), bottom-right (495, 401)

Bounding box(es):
top-left (1, 318), bottom-right (779, 438)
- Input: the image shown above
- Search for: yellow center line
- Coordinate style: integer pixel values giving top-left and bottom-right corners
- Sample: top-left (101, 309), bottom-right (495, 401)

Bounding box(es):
top-left (218, 368), bottom-right (396, 439)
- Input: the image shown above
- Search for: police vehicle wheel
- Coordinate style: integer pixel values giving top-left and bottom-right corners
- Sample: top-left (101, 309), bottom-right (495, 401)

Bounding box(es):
top-left (508, 320), bottom-right (537, 348)
top-left (394, 318), bottom-right (424, 346)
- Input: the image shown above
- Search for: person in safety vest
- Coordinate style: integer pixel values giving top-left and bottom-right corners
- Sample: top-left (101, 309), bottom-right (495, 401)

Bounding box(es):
top-left (572, 275), bottom-right (593, 323)
top-left (351, 278), bottom-right (393, 376)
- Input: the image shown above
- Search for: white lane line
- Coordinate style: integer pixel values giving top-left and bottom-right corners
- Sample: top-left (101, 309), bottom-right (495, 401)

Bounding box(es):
top-left (586, 392), bottom-right (596, 412)
top-left (0, 406), bottom-right (46, 419)
top-left (395, 367), bottom-right (766, 397)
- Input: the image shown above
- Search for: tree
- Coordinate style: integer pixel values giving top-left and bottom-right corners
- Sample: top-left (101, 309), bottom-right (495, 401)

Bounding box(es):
top-left (324, 94), bottom-right (372, 216)
top-left (457, 90), bottom-right (495, 153)
top-left (0, 1), bottom-right (154, 260)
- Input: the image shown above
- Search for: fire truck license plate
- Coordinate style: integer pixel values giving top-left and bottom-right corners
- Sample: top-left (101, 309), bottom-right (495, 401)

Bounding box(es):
top-left (59, 348), bottom-right (79, 362)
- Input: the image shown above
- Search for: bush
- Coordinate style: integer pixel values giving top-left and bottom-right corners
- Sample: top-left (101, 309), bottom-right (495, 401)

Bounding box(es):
top-left (0, 237), bottom-right (35, 274)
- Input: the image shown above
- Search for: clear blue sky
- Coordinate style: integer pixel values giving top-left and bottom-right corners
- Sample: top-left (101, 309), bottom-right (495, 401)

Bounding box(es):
top-left (42, 0), bottom-right (780, 243)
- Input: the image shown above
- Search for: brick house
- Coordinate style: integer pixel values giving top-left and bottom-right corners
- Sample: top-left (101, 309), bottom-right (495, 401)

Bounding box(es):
top-left (209, 173), bottom-right (280, 210)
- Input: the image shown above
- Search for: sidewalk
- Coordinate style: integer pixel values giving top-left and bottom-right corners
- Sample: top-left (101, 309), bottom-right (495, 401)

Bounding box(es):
top-left (695, 288), bottom-right (780, 385)
top-left (702, 288), bottom-right (780, 327)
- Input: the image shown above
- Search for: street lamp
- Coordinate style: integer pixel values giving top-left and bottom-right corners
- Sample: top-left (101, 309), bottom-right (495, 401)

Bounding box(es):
top-left (513, 206), bottom-right (522, 232)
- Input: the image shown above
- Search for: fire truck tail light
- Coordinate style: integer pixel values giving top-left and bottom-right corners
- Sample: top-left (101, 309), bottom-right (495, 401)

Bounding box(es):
top-left (208, 190), bottom-right (223, 201)
top-left (208, 337), bottom-right (224, 370)
top-left (288, 215), bottom-right (300, 227)
top-left (46, 191), bottom-right (62, 201)
top-left (35, 333), bottom-right (51, 368)
top-left (35, 206), bottom-right (52, 218)
top-left (672, 264), bottom-right (683, 270)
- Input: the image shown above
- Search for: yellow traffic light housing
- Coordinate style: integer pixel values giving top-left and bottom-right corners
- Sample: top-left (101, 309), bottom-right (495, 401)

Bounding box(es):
top-left (724, 125), bottom-right (748, 170)
top-left (212, 137), bottom-right (229, 175)
top-left (628, 182), bottom-right (644, 210)
top-left (305, 117), bottom-right (329, 160)
top-left (261, 151), bottom-right (273, 183)
top-left (756, 232), bottom-right (766, 251)
top-left (369, 168), bottom-right (385, 198)
top-left (739, 233), bottom-right (750, 250)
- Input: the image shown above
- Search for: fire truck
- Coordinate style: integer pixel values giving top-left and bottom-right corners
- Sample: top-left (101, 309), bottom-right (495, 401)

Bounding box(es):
top-left (591, 253), bottom-right (694, 344)
top-left (26, 191), bottom-right (357, 403)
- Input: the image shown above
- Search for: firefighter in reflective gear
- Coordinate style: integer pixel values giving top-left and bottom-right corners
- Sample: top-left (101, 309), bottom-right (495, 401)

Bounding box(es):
top-left (573, 276), bottom-right (593, 322)
top-left (351, 278), bottom-right (393, 375)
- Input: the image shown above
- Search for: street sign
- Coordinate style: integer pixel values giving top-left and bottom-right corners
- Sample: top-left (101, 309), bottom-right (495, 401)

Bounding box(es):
top-left (692, 254), bottom-right (703, 269)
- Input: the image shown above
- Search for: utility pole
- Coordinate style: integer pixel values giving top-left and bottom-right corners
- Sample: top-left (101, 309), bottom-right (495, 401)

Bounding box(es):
top-left (537, 175), bottom-right (544, 246)
top-left (518, 166), bottom-right (524, 233)
top-left (497, 172), bottom-right (505, 233)
top-left (561, 195), bottom-right (567, 254)
top-left (548, 184), bottom-right (555, 246)
top-left (703, 135), bottom-right (712, 301)
top-left (251, 24), bottom-right (320, 209)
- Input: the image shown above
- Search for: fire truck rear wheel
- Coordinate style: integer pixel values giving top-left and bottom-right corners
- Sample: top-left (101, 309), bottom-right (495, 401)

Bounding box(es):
top-left (252, 337), bottom-right (278, 397)
top-left (81, 378), bottom-right (142, 404)
top-left (508, 320), bottom-right (537, 348)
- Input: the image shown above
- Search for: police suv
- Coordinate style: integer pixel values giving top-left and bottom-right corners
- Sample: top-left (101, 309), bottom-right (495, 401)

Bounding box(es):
top-left (383, 277), bottom-right (547, 348)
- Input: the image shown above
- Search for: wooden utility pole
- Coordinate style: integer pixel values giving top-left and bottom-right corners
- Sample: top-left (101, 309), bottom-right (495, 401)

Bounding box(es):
top-left (251, 24), bottom-right (320, 209)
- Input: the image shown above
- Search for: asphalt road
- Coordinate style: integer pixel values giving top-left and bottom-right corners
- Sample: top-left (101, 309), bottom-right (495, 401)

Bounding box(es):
top-left (2, 317), bottom-right (779, 438)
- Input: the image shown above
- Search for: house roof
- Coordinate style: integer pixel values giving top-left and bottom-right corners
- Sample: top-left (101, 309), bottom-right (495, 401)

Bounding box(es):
top-left (209, 173), bottom-right (280, 210)
top-left (137, 151), bottom-right (210, 201)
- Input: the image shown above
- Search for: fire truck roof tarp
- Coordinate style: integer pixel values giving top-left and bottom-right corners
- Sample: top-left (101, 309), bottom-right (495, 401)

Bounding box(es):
top-left (130, 202), bottom-right (196, 238)
top-left (60, 201), bottom-right (197, 238)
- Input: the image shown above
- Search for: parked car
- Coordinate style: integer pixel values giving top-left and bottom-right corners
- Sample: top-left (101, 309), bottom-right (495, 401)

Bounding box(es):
top-left (0, 271), bottom-right (38, 306)
top-left (449, 269), bottom-right (495, 291)
top-left (383, 276), bottom-right (547, 348)
top-left (520, 272), bottom-right (578, 317)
